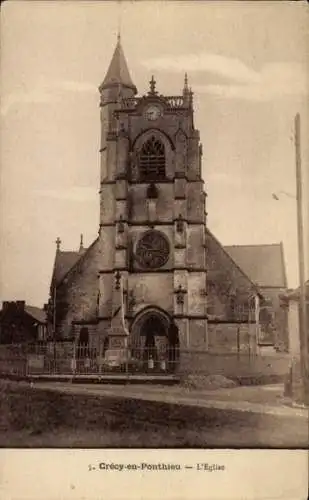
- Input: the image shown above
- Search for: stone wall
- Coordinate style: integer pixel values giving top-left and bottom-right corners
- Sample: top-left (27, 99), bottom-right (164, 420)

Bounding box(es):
top-left (188, 319), bottom-right (208, 350)
top-left (207, 322), bottom-right (253, 353)
top-left (179, 349), bottom-right (290, 381)
top-left (205, 229), bottom-right (257, 321)
top-left (129, 273), bottom-right (174, 316)
top-left (260, 286), bottom-right (289, 349)
top-left (56, 240), bottom-right (100, 338)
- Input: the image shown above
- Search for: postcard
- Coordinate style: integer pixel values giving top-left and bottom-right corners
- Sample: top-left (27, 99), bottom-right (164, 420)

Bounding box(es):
top-left (0, 1), bottom-right (308, 499)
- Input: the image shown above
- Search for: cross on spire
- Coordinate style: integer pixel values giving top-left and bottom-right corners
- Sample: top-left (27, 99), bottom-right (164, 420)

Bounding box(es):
top-left (149, 75), bottom-right (157, 95)
top-left (55, 237), bottom-right (61, 251)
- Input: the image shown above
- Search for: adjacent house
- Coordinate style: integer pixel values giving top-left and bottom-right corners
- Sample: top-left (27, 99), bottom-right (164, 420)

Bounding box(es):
top-left (0, 301), bottom-right (47, 344)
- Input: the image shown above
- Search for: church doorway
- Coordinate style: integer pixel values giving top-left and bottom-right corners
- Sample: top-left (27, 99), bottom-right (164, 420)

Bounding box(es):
top-left (130, 308), bottom-right (179, 373)
top-left (141, 314), bottom-right (166, 366)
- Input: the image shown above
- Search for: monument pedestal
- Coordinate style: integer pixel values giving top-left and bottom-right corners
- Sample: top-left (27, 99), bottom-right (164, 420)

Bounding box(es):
top-left (104, 327), bottom-right (129, 368)
top-left (103, 270), bottom-right (130, 368)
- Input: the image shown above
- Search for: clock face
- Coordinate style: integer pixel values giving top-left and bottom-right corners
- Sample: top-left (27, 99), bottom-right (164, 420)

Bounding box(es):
top-left (144, 105), bottom-right (162, 121)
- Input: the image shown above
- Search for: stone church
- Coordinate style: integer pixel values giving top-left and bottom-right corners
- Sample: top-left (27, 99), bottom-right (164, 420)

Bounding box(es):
top-left (47, 36), bottom-right (288, 360)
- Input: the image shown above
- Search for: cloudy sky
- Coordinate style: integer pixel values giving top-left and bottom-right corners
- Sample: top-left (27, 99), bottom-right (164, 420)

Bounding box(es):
top-left (1, 0), bottom-right (308, 307)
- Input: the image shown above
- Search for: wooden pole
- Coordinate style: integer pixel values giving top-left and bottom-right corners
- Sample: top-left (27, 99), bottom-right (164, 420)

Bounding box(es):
top-left (295, 113), bottom-right (308, 399)
top-left (53, 285), bottom-right (57, 373)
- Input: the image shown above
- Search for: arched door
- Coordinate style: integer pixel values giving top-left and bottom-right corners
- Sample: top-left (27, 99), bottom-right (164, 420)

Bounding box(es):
top-left (130, 308), bottom-right (174, 372)
top-left (141, 314), bottom-right (167, 365)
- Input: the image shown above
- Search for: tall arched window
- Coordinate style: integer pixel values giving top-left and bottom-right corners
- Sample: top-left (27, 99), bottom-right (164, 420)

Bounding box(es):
top-left (139, 136), bottom-right (166, 180)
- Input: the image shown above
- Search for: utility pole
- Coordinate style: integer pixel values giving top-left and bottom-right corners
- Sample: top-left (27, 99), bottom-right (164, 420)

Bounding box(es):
top-left (53, 285), bottom-right (57, 369)
top-left (295, 112), bottom-right (308, 400)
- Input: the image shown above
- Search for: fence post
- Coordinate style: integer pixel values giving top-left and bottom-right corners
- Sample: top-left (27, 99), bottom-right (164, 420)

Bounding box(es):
top-left (71, 343), bottom-right (77, 378)
top-left (124, 346), bottom-right (128, 382)
top-left (99, 342), bottom-right (102, 377)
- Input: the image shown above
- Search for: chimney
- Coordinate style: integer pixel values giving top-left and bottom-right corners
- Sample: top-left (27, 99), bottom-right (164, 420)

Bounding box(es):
top-left (16, 300), bottom-right (25, 312)
top-left (2, 301), bottom-right (9, 312)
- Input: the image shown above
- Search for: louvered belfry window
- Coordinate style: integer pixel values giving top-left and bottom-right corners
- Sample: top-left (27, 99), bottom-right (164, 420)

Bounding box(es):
top-left (139, 136), bottom-right (166, 180)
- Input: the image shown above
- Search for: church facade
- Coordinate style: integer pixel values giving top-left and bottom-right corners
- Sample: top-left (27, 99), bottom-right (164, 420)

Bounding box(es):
top-left (48, 37), bottom-right (286, 361)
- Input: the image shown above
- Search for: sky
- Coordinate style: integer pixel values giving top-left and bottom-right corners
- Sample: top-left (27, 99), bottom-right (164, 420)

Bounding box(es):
top-left (1, 0), bottom-right (309, 307)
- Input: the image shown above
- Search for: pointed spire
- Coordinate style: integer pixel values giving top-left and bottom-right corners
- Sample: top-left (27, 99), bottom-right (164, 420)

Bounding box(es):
top-left (99, 35), bottom-right (137, 94)
top-left (79, 234), bottom-right (84, 253)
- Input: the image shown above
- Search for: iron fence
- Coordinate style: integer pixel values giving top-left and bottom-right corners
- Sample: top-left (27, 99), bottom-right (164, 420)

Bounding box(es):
top-left (0, 343), bottom-right (180, 377)
top-left (0, 343), bottom-right (290, 380)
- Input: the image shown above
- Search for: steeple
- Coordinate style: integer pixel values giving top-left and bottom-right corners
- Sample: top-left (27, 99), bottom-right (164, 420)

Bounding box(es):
top-left (99, 34), bottom-right (137, 94)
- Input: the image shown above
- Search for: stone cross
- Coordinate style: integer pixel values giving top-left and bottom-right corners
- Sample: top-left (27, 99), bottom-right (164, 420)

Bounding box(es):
top-left (55, 237), bottom-right (61, 251)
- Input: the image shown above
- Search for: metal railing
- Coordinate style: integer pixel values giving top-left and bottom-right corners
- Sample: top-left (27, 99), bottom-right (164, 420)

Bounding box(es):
top-left (0, 343), bottom-right (289, 380)
top-left (0, 344), bottom-right (180, 377)
top-left (121, 95), bottom-right (186, 111)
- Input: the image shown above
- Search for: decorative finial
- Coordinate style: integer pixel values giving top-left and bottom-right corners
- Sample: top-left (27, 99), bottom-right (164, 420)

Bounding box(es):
top-left (149, 75), bottom-right (157, 95)
top-left (55, 237), bottom-right (61, 251)
top-left (184, 73), bottom-right (189, 91)
top-left (183, 73), bottom-right (190, 105)
top-left (79, 234), bottom-right (84, 252)
top-left (117, 31), bottom-right (121, 43)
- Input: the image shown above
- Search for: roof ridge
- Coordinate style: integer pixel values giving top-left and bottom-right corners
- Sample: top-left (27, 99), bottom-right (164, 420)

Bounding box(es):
top-left (25, 304), bottom-right (44, 310)
top-left (58, 249), bottom-right (84, 254)
top-left (224, 243), bottom-right (282, 248)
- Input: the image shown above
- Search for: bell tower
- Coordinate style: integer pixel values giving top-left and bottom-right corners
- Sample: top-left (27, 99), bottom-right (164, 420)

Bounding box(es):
top-left (98, 37), bottom-right (208, 352)
top-left (97, 34), bottom-right (137, 348)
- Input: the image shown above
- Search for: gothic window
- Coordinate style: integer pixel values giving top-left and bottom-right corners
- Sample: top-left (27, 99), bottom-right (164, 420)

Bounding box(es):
top-left (139, 136), bottom-right (166, 181)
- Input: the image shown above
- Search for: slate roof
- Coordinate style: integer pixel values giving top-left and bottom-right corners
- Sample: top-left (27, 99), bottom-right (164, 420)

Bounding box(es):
top-left (51, 238), bottom-right (99, 289)
top-left (99, 35), bottom-right (137, 92)
top-left (205, 228), bottom-right (262, 297)
top-left (24, 306), bottom-right (47, 324)
top-left (224, 243), bottom-right (287, 288)
top-left (52, 251), bottom-right (82, 287)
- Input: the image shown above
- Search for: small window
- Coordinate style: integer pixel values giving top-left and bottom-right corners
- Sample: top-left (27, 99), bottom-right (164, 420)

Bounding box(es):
top-left (139, 136), bottom-right (166, 181)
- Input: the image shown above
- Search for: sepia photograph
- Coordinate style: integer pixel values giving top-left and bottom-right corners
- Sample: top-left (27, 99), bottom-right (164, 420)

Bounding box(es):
top-left (0, 0), bottom-right (308, 454)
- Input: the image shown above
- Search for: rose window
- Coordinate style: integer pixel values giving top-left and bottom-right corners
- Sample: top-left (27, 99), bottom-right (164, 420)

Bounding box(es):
top-left (135, 230), bottom-right (170, 269)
